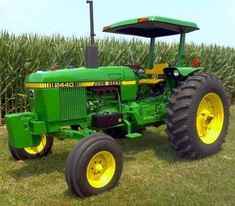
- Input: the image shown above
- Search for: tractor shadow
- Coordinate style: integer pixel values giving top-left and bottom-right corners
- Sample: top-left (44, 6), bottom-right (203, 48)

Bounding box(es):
top-left (7, 151), bottom-right (69, 179)
top-left (118, 126), bottom-right (184, 163)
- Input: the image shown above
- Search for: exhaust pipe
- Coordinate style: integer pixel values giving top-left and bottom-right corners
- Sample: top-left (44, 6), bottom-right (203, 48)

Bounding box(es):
top-left (86, 0), bottom-right (98, 68)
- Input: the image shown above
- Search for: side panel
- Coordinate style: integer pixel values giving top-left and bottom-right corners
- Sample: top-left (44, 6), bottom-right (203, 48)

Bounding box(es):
top-left (121, 69), bottom-right (138, 100)
top-left (121, 85), bottom-right (137, 101)
top-left (29, 88), bottom-right (60, 121)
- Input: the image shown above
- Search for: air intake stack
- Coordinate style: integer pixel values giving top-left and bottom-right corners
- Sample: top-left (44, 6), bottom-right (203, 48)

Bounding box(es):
top-left (86, 0), bottom-right (98, 68)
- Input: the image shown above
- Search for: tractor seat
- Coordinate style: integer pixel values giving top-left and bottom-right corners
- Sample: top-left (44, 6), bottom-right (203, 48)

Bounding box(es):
top-left (139, 63), bottom-right (169, 85)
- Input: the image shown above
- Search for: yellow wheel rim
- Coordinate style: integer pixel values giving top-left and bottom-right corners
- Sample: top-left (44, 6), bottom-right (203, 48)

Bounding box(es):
top-left (24, 134), bottom-right (47, 155)
top-left (196, 93), bottom-right (224, 144)
top-left (86, 151), bottom-right (116, 188)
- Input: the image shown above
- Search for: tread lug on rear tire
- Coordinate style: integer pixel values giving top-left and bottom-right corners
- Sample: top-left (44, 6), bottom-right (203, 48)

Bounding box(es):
top-left (165, 73), bottom-right (229, 159)
top-left (65, 133), bottom-right (123, 197)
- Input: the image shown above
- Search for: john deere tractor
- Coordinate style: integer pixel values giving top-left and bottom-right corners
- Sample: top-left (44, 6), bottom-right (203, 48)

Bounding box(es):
top-left (5, 1), bottom-right (229, 197)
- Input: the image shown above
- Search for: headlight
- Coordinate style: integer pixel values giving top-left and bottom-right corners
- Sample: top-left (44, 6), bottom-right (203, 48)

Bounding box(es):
top-left (29, 89), bottom-right (35, 99)
top-left (173, 70), bottom-right (180, 77)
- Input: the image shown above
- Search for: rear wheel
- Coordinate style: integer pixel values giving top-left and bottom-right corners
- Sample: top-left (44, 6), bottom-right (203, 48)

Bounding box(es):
top-left (9, 134), bottom-right (54, 160)
top-left (65, 133), bottom-right (123, 197)
top-left (165, 73), bottom-right (229, 159)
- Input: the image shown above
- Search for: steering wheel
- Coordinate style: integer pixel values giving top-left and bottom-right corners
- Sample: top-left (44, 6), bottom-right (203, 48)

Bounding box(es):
top-left (129, 63), bottom-right (143, 74)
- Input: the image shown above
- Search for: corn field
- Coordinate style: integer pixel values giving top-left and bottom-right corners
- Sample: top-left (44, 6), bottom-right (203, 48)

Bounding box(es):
top-left (0, 32), bottom-right (235, 123)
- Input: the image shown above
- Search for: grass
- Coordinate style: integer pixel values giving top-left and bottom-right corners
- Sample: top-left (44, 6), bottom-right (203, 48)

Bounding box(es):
top-left (0, 107), bottom-right (235, 206)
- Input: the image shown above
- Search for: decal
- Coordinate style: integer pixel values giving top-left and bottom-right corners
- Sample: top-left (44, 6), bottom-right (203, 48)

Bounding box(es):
top-left (25, 81), bottom-right (136, 88)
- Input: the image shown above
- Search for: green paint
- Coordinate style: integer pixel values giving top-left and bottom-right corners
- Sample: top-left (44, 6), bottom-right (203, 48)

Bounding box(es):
top-left (26, 66), bottom-right (128, 83)
top-left (177, 67), bottom-right (200, 76)
top-left (123, 119), bottom-right (132, 134)
top-left (126, 133), bottom-right (142, 138)
top-left (104, 16), bottom-right (199, 32)
top-left (5, 112), bottom-right (41, 148)
top-left (121, 85), bottom-right (137, 100)
top-left (55, 128), bottom-right (96, 140)
top-left (29, 89), bottom-right (60, 121)
top-left (30, 121), bottom-right (47, 135)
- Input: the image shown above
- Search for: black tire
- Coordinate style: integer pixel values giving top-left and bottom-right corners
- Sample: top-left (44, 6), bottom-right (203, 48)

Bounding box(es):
top-left (8, 134), bottom-right (54, 160)
top-left (65, 133), bottom-right (123, 197)
top-left (165, 73), bottom-right (229, 159)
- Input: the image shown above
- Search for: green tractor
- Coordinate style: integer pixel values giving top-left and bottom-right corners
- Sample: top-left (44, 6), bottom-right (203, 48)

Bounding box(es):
top-left (5, 1), bottom-right (229, 197)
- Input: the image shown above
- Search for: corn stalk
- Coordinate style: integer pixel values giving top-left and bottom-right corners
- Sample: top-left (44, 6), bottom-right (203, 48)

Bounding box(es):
top-left (0, 32), bottom-right (234, 124)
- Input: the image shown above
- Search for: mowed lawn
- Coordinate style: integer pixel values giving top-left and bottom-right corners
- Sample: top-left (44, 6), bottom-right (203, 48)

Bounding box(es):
top-left (0, 107), bottom-right (234, 206)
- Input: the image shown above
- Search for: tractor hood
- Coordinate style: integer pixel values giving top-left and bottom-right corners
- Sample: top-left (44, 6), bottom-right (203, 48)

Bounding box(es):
top-left (25, 66), bottom-right (136, 87)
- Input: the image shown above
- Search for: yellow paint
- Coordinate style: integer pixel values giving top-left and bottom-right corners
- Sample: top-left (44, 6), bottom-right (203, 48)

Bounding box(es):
top-left (196, 93), bottom-right (224, 144)
top-left (139, 79), bottom-right (164, 84)
top-left (86, 151), bottom-right (116, 188)
top-left (80, 82), bottom-right (96, 87)
top-left (25, 80), bottom-right (136, 88)
top-left (25, 83), bottom-right (47, 88)
top-left (139, 63), bottom-right (168, 85)
top-left (145, 63), bottom-right (169, 75)
top-left (121, 80), bottom-right (136, 85)
top-left (24, 134), bottom-right (47, 155)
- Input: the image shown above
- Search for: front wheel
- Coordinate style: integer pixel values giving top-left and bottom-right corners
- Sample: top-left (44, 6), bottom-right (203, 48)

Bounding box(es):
top-left (165, 73), bottom-right (229, 159)
top-left (9, 134), bottom-right (54, 160)
top-left (65, 133), bottom-right (123, 197)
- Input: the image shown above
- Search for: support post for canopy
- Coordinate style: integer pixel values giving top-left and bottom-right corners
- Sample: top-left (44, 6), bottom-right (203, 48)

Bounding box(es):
top-left (147, 37), bottom-right (155, 69)
top-left (177, 33), bottom-right (186, 67)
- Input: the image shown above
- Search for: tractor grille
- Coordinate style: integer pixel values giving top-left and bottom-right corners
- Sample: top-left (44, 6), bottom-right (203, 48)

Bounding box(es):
top-left (59, 87), bottom-right (87, 120)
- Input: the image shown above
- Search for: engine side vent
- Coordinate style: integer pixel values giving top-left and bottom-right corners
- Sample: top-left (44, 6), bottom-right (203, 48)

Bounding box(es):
top-left (60, 87), bottom-right (87, 120)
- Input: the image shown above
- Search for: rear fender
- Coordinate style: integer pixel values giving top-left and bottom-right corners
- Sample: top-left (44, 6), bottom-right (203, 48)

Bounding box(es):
top-left (177, 67), bottom-right (201, 76)
top-left (164, 66), bottom-right (201, 90)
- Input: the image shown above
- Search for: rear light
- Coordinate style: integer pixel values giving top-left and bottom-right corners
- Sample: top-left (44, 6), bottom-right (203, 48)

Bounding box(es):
top-left (103, 25), bottom-right (111, 31)
top-left (49, 65), bottom-right (58, 71)
top-left (137, 17), bottom-right (149, 23)
top-left (192, 58), bottom-right (201, 67)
